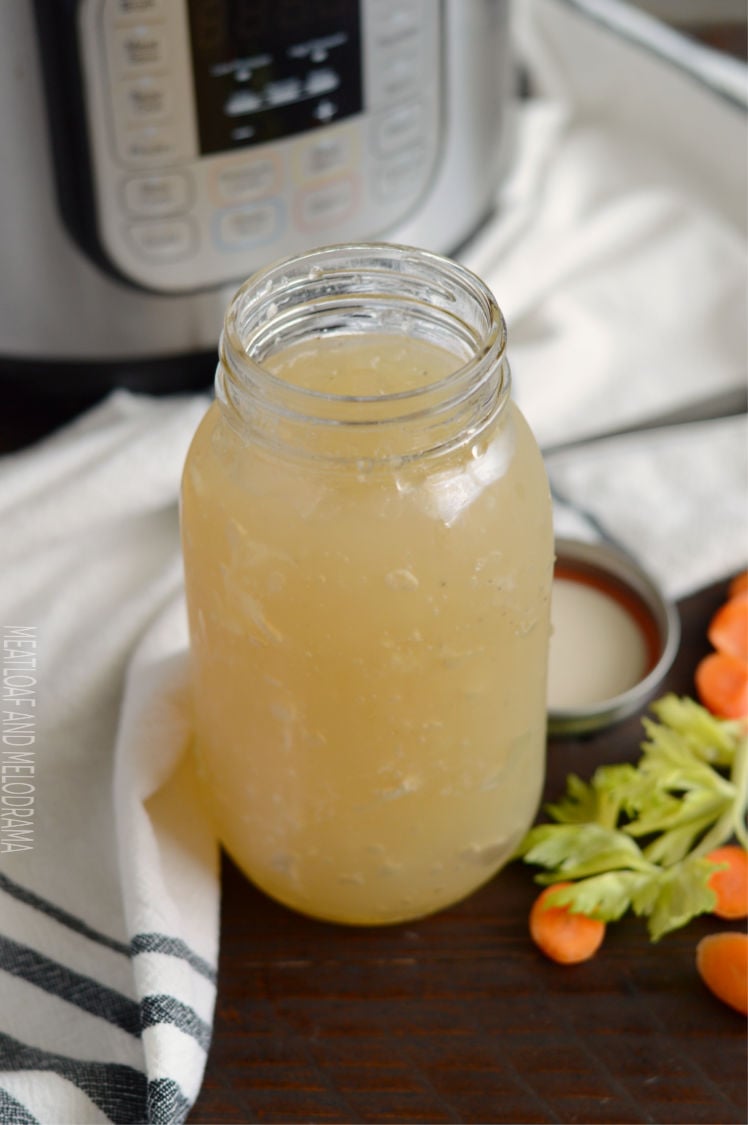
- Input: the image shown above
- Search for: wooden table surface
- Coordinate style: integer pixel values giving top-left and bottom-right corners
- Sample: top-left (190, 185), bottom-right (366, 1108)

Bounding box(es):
top-left (190, 578), bottom-right (747, 1125)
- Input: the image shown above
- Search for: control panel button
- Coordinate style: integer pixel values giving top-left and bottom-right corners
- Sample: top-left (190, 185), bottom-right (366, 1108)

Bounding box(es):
top-left (120, 75), bottom-right (172, 122)
top-left (211, 157), bottom-right (281, 205)
top-left (118, 123), bottom-right (179, 166)
top-left (376, 148), bottom-right (427, 202)
top-left (369, 42), bottom-right (421, 105)
top-left (127, 217), bottom-right (197, 261)
top-left (296, 127), bottom-right (355, 182)
top-left (113, 24), bottom-right (169, 73)
top-left (122, 172), bottom-right (191, 216)
top-left (296, 176), bottom-right (357, 232)
top-left (372, 101), bottom-right (425, 155)
top-left (109, 0), bottom-right (166, 21)
top-left (372, 0), bottom-right (422, 45)
top-left (214, 203), bottom-right (281, 250)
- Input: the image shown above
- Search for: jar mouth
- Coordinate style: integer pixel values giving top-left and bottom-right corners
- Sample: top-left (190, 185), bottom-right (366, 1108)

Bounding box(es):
top-left (217, 242), bottom-right (510, 462)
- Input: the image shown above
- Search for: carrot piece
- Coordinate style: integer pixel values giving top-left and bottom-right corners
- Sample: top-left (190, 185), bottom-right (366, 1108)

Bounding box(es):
top-left (707, 592), bottom-right (748, 663)
top-left (695, 651), bottom-right (748, 720)
top-left (728, 571), bottom-right (748, 599)
top-left (696, 932), bottom-right (748, 1016)
top-left (705, 846), bottom-right (748, 920)
top-left (529, 882), bottom-right (606, 964)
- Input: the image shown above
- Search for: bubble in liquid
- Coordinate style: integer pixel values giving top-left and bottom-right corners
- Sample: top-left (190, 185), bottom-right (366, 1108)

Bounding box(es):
top-left (377, 775), bottom-right (422, 801)
top-left (338, 872), bottom-right (365, 886)
top-left (385, 569), bottom-right (420, 590)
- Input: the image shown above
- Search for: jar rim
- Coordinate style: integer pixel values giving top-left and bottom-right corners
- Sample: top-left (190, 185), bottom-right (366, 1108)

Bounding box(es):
top-left (217, 242), bottom-right (511, 463)
top-left (219, 240), bottom-right (503, 405)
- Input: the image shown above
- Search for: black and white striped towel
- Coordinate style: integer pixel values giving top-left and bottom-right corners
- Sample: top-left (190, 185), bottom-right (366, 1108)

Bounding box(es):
top-left (1, 2), bottom-right (746, 1122)
top-left (0, 395), bottom-right (219, 1123)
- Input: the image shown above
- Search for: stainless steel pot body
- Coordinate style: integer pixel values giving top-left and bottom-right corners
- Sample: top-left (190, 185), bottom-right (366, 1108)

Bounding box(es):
top-left (0, 0), bottom-right (513, 393)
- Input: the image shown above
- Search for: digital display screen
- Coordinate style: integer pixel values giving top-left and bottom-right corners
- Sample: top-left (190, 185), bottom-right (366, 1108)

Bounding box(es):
top-left (187, 0), bottom-right (363, 154)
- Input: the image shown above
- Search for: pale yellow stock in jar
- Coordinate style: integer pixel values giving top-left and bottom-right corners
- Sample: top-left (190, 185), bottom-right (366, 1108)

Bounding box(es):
top-left (181, 244), bottom-right (553, 925)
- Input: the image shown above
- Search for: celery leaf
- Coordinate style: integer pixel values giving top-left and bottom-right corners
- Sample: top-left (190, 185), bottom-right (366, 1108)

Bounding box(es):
top-left (517, 695), bottom-right (748, 940)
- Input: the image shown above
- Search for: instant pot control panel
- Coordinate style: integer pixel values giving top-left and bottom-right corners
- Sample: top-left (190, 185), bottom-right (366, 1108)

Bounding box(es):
top-left (57, 0), bottom-right (442, 293)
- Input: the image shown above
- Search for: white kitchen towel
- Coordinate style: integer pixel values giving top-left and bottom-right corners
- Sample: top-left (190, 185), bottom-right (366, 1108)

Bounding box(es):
top-left (460, 0), bottom-right (748, 597)
top-left (466, 0), bottom-right (747, 454)
top-left (0, 394), bottom-right (217, 1124)
top-left (546, 414), bottom-right (748, 598)
top-left (0, 2), bottom-right (746, 1123)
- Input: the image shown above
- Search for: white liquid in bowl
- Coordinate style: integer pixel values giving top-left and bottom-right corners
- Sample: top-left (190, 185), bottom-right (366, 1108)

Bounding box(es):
top-left (548, 576), bottom-right (650, 709)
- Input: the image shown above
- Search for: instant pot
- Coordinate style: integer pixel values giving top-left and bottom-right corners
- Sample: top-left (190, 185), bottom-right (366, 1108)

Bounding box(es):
top-left (1, 0), bottom-right (514, 400)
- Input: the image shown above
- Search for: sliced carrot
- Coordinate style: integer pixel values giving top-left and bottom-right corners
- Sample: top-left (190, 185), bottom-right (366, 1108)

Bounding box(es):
top-left (728, 571), bottom-right (748, 599)
top-left (705, 846), bottom-right (748, 920)
top-left (707, 592), bottom-right (748, 663)
top-left (696, 932), bottom-right (748, 1016)
top-left (695, 650), bottom-right (748, 720)
top-left (529, 882), bottom-right (606, 964)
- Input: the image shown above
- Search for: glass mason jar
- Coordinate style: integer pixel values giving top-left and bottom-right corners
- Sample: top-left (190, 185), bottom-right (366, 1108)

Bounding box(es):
top-left (181, 243), bottom-right (553, 926)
